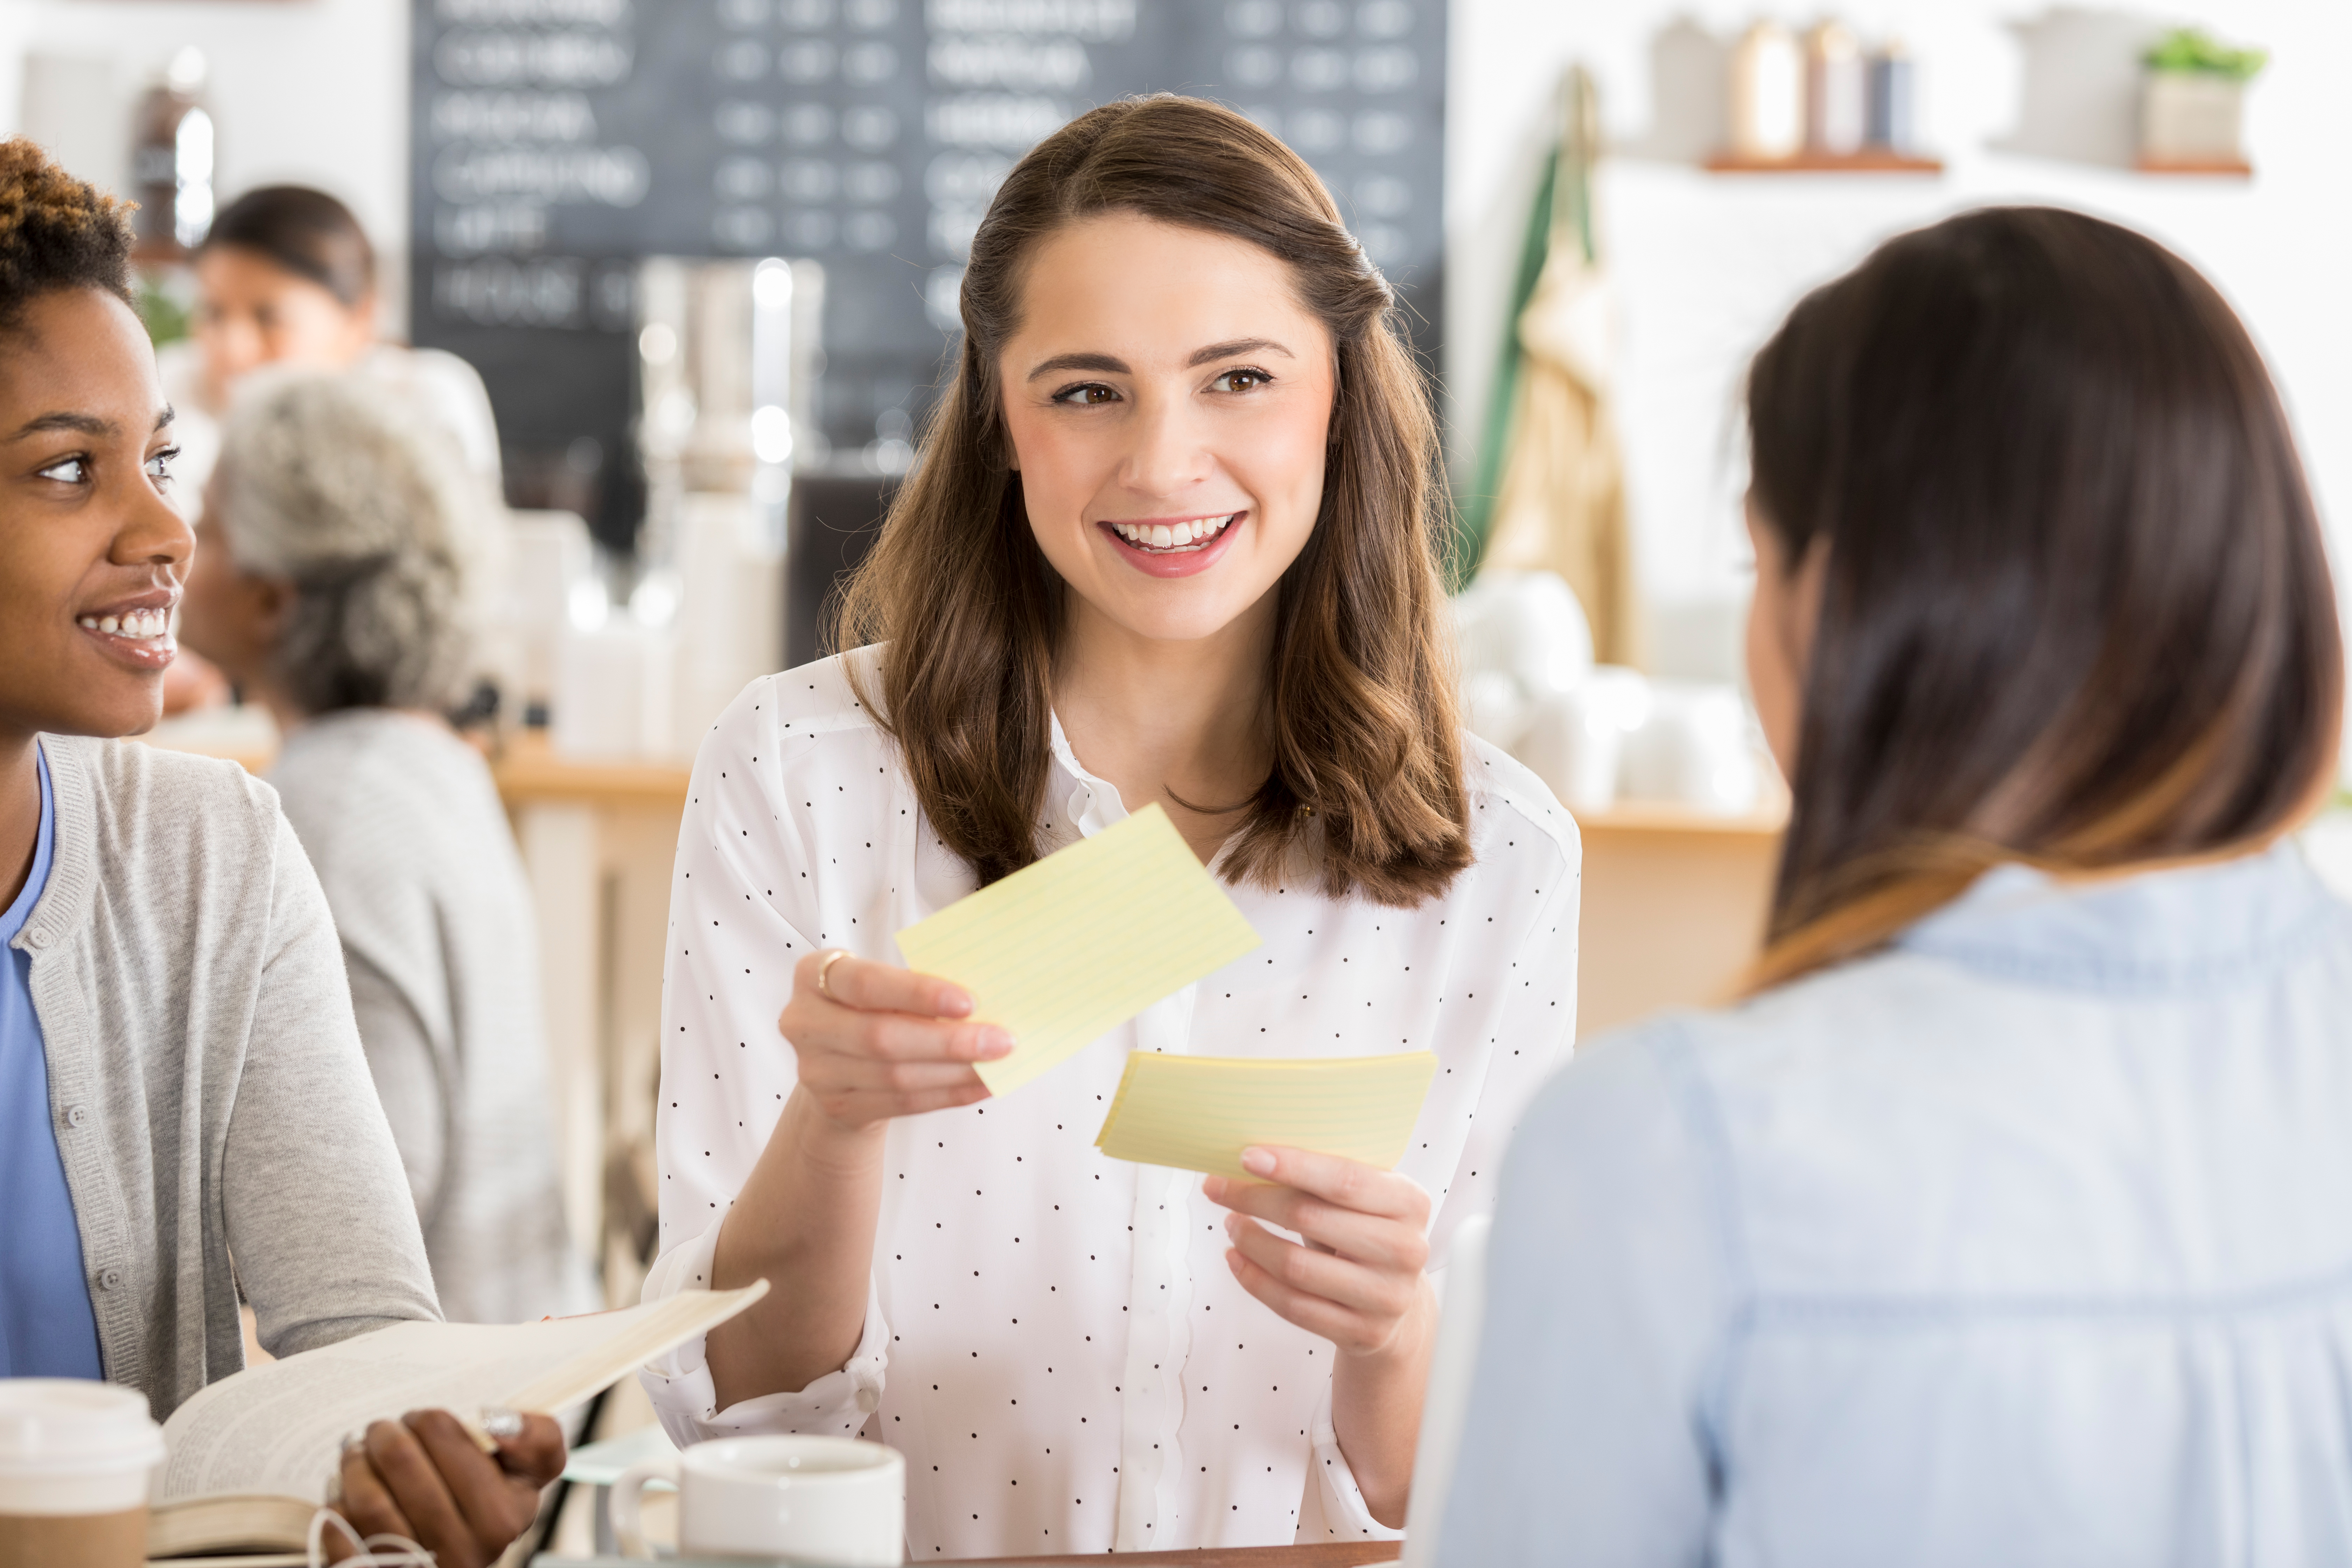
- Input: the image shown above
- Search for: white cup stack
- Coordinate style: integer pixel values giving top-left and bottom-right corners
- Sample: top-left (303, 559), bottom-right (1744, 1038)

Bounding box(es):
top-left (1455, 570), bottom-right (1765, 816)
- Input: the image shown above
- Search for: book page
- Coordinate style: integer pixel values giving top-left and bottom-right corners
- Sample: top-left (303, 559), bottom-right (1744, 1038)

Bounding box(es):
top-left (1093, 1051), bottom-right (1440, 1178)
top-left (158, 1284), bottom-right (764, 1504)
top-left (895, 804), bottom-right (1263, 1095)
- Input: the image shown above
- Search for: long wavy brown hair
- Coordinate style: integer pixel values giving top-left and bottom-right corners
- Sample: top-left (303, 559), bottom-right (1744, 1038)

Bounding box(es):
top-left (838, 96), bottom-right (1469, 905)
top-left (1744, 207), bottom-right (2342, 990)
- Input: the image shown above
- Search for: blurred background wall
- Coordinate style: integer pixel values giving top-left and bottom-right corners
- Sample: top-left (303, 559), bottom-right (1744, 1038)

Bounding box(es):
top-left (1447, 0), bottom-right (2352, 681)
top-left (2, 0), bottom-right (414, 330)
top-left (7, 0), bottom-right (2343, 669)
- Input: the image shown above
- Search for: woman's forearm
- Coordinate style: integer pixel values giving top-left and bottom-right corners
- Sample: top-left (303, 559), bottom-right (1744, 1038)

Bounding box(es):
top-left (705, 1085), bottom-right (888, 1407)
top-left (1330, 1277), bottom-right (1438, 1528)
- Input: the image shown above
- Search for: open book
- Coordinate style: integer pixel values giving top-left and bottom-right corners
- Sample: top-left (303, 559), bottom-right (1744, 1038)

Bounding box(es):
top-left (147, 1283), bottom-right (764, 1560)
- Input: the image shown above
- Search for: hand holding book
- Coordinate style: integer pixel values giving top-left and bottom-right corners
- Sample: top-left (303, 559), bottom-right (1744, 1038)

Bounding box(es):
top-left (149, 1285), bottom-right (767, 1561)
top-left (330, 1408), bottom-right (564, 1568)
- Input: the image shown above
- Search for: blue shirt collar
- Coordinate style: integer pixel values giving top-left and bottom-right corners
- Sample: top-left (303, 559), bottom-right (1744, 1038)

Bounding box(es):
top-left (0, 745), bottom-right (55, 946)
top-left (1892, 839), bottom-right (2343, 995)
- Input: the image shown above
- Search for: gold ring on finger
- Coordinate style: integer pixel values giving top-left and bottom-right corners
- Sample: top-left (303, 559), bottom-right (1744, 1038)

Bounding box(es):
top-left (816, 948), bottom-right (850, 999)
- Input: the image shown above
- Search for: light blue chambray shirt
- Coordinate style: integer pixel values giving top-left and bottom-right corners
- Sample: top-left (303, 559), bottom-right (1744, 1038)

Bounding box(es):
top-left (1438, 842), bottom-right (2352, 1567)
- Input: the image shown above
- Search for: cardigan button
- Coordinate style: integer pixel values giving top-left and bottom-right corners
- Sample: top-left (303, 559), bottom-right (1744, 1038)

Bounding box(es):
top-left (64, 1105), bottom-right (88, 1129)
top-left (22, 927), bottom-right (47, 950)
top-left (97, 1267), bottom-right (123, 1292)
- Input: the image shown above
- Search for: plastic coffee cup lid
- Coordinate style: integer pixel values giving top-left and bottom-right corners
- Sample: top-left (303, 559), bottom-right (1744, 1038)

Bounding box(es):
top-left (0, 1380), bottom-right (166, 1475)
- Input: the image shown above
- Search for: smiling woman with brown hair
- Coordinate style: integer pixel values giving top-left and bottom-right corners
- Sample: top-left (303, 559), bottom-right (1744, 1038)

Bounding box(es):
top-left (637, 96), bottom-right (1580, 1557)
top-left (0, 138), bottom-right (561, 1567)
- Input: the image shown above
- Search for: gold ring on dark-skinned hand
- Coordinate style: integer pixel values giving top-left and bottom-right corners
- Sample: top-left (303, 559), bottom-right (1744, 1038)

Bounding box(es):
top-left (816, 948), bottom-right (850, 999)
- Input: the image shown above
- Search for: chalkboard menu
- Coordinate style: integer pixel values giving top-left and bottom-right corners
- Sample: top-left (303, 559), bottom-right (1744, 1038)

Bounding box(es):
top-left (410, 0), bottom-right (1446, 547)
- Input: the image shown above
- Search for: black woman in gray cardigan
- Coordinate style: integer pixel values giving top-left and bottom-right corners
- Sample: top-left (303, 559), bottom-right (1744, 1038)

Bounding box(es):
top-left (0, 137), bottom-right (563, 1568)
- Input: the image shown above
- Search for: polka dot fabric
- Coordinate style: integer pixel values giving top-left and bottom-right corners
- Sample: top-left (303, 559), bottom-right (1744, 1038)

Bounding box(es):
top-left (640, 648), bottom-right (1580, 1558)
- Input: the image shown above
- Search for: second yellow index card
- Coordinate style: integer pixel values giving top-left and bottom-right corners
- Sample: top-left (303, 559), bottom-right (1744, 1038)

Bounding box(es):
top-left (1093, 1050), bottom-right (1441, 1180)
top-left (893, 803), bottom-right (1263, 1095)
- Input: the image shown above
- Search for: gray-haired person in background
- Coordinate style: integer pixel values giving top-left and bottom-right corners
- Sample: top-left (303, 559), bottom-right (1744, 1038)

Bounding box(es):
top-left (179, 370), bottom-right (595, 1326)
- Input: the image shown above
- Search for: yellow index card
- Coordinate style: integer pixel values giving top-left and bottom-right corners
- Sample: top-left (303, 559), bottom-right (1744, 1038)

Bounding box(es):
top-left (895, 804), bottom-right (1262, 1095)
top-left (1093, 1051), bottom-right (1440, 1180)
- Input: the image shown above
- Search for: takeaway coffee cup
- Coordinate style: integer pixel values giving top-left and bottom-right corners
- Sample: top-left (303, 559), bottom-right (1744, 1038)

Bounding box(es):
top-left (613, 1434), bottom-right (904, 1565)
top-left (0, 1379), bottom-right (167, 1568)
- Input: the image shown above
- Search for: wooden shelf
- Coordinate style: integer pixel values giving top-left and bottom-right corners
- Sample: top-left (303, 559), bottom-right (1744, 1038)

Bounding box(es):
top-left (1705, 149), bottom-right (1944, 174)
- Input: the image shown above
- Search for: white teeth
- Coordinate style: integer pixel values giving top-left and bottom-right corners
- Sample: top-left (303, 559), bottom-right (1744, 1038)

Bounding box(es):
top-left (1106, 514), bottom-right (1239, 550)
top-left (86, 610), bottom-right (171, 639)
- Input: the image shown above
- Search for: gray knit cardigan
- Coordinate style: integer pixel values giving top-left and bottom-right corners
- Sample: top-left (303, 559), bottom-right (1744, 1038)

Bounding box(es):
top-left (10, 735), bottom-right (440, 1420)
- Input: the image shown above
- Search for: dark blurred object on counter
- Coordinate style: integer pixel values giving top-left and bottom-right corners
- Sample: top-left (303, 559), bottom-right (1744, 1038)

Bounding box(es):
top-left (131, 48), bottom-right (211, 260)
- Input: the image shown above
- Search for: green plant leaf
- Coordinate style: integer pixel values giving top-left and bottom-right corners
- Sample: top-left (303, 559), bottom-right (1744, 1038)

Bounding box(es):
top-left (2144, 27), bottom-right (2268, 81)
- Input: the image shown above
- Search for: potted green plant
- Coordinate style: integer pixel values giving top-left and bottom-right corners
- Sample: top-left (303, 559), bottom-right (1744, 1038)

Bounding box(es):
top-left (2140, 27), bottom-right (2266, 172)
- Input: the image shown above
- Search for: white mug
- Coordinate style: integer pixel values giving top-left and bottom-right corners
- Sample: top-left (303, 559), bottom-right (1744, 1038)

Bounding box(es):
top-left (612, 1435), bottom-right (904, 1564)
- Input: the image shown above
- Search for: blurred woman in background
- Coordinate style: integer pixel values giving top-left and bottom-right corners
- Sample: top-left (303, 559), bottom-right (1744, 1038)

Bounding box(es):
top-left (178, 371), bottom-right (590, 1328)
top-left (166, 184), bottom-right (498, 499)
top-left (1438, 206), bottom-right (2352, 1562)
top-left (161, 185), bottom-right (500, 711)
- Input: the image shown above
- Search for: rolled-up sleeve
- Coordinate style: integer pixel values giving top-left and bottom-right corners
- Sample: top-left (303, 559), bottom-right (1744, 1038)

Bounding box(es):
top-left (642, 1221), bottom-right (890, 1443)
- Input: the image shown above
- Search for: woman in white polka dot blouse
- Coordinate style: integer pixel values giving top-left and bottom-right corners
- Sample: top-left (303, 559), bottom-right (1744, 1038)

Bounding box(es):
top-left (639, 97), bottom-right (1581, 1559)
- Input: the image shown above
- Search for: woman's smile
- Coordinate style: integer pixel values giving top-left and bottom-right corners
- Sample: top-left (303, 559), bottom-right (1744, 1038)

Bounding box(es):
top-left (75, 591), bottom-right (180, 670)
top-left (1095, 509), bottom-right (1248, 578)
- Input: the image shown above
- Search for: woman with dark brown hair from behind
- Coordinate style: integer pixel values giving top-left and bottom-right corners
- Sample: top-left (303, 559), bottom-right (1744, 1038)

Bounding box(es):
top-left (1437, 206), bottom-right (2350, 1562)
top-left (635, 95), bottom-right (1580, 1556)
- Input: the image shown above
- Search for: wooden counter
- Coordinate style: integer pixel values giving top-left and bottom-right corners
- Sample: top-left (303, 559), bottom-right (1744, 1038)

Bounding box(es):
top-left (938, 1547), bottom-right (1396, 1567)
top-left (492, 733), bottom-right (693, 806)
top-left (1569, 795), bottom-right (1784, 1039)
top-left (139, 720), bottom-right (1785, 1281)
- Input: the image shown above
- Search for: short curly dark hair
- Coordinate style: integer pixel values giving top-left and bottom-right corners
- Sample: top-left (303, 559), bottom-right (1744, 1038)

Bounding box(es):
top-left (0, 137), bottom-right (136, 334)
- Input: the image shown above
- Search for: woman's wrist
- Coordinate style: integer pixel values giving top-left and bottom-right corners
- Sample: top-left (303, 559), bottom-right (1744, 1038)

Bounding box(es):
top-left (1334, 1273), bottom-right (1437, 1372)
top-left (788, 1082), bottom-right (894, 1161)
top-left (1329, 1275), bottom-right (1438, 1527)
